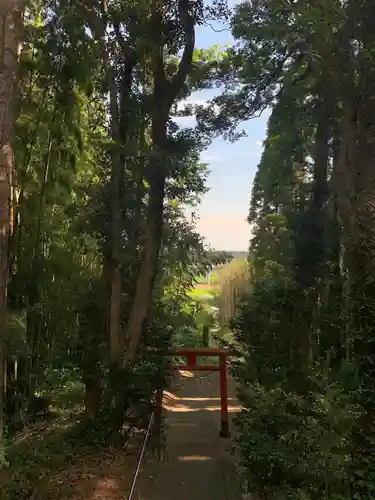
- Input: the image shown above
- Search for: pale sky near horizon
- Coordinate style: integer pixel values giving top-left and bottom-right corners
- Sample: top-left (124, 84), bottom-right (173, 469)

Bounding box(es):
top-left (178, 1), bottom-right (269, 251)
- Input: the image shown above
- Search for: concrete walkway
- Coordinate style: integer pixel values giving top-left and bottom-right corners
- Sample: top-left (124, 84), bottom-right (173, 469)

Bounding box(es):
top-left (138, 371), bottom-right (241, 500)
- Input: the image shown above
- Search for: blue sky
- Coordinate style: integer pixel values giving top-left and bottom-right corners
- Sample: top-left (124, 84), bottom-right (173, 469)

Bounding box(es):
top-left (179, 1), bottom-right (269, 251)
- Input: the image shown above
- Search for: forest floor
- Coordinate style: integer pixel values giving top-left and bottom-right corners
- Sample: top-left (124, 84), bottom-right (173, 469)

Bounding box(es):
top-left (0, 410), bottom-right (145, 500)
top-left (1, 372), bottom-right (241, 500)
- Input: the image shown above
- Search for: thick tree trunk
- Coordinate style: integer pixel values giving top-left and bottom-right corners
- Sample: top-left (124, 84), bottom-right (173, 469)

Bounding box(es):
top-left (122, 0), bottom-right (195, 364)
top-left (331, 5), bottom-right (375, 494)
top-left (124, 112), bottom-right (168, 363)
top-left (107, 67), bottom-right (123, 364)
top-left (91, 0), bottom-right (125, 365)
top-left (0, 0), bottom-right (22, 439)
top-left (333, 91), bottom-right (375, 497)
top-left (293, 92), bottom-right (330, 378)
top-left (318, 125), bottom-right (344, 368)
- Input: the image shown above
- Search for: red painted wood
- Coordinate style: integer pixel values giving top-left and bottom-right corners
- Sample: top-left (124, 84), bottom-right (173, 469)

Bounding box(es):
top-left (219, 354), bottom-right (229, 436)
top-left (187, 354), bottom-right (197, 367)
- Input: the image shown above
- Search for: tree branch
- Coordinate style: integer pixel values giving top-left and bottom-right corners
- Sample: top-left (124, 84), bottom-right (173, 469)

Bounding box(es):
top-left (167, 0), bottom-right (195, 104)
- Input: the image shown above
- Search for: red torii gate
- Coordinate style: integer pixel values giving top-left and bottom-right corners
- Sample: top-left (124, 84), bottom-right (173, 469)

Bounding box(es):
top-left (172, 347), bottom-right (230, 438)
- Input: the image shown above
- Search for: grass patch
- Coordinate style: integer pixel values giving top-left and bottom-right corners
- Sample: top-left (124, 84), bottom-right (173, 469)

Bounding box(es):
top-left (188, 287), bottom-right (216, 299)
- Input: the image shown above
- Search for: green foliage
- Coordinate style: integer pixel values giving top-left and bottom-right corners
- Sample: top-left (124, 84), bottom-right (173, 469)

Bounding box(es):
top-left (4, 0), bottom-right (375, 498)
top-left (221, 1), bottom-right (375, 494)
top-left (1, 2), bottom-right (227, 493)
top-left (2, 418), bottom-right (80, 499)
top-left (231, 269), bottom-right (360, 499)
top-left (236, 380), bottom-right (357, 500)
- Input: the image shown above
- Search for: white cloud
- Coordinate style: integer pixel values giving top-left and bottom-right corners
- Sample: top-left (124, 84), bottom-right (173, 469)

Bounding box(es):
top-left (255, 140), bottom-right (263, 147)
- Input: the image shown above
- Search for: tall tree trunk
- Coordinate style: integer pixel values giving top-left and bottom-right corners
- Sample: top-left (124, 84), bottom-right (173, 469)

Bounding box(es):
top-left (336, 104), bottom-right (375, 499)
top-left (319, 124), bottom-right (343, 368)
top-left (0, 0), bottom-right (22, 439)
top-left (123, 0), bottom-right (195, 364)
top-left (106, 51), bottom-right (124, 365)
top-left (332, 11), bottom-right (375, 486)
top-left (68, 0), bottom-right (127, 413)
top-left (124, 109), bottom-right (168, 362)
top-left (293, 91), bottom-right (330, 381)
top-left (90, 0), bottom-right (128, 365)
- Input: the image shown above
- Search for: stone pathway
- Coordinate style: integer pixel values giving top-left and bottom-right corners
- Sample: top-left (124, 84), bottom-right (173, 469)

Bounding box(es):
top-left (137, 371), bottom-right (241, 500)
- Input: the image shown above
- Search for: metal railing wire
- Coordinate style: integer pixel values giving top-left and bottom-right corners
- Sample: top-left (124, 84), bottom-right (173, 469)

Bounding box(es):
top-left (127, 410), bottom-right (155, 500)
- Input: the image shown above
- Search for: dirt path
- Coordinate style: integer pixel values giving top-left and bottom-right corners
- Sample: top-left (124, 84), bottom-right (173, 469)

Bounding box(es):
top-left (138, 371), bottom-right (242, 500)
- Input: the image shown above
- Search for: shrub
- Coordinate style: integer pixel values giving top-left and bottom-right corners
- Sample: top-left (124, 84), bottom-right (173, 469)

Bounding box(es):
top-left (235, 377), bottom-right (359, 500)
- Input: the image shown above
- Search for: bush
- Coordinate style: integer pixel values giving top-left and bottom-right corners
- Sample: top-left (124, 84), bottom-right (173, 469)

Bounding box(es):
top-left (235, 377), bottom-right (359, 500)
top-left (230, 271), bottom-right (361, 500)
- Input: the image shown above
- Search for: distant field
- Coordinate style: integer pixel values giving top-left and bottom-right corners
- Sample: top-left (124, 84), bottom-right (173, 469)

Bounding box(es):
top-left (190, 258), bottom-right (249, 301)
top-left (196, 258), bottom-right (247, 286)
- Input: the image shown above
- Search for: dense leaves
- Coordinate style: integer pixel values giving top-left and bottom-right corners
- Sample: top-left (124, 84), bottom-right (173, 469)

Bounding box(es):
top-left (0, 0), bottom-right (224, 470)
top-left (224, 1), bottom-right (375, 499)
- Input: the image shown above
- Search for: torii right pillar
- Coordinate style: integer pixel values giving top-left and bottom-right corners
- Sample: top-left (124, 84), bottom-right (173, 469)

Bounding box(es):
top-left (219, 352), bottom-right (230, 438)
